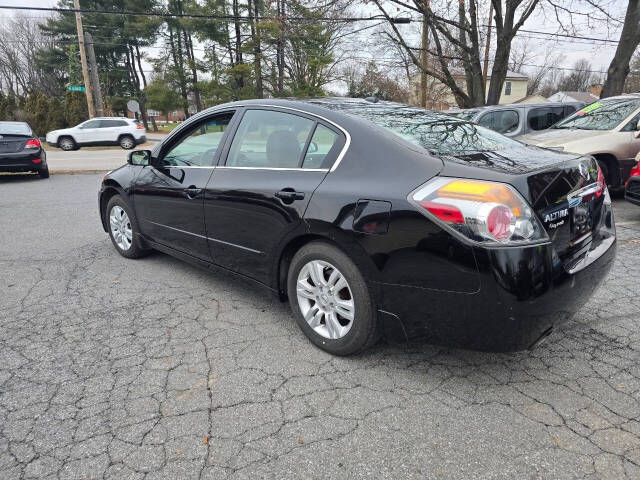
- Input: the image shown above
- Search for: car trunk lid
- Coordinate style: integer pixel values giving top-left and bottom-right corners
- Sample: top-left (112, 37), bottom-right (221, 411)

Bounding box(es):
top-left (527, 156), bottom-right (610, 270)
top-left (0, 135), bottom-right (29, 154)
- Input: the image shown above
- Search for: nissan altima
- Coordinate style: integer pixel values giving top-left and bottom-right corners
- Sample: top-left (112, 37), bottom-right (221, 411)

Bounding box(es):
top-left (98, 98), bottom-right (616, 355)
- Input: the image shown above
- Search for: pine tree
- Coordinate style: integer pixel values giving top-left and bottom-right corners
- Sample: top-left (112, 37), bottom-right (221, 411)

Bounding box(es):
top-left (64, 91), bottom-right (88, 127)
top-left (46, 97), bottom-right (66, 131)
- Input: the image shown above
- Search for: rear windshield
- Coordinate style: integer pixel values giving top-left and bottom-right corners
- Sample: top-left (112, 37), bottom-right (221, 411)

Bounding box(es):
top-left (553, 99), bottom-right (640, 131)
top-left (334, 105), bottom-right (521, 154)
top-left (0, 122), bottom-right (32, 136)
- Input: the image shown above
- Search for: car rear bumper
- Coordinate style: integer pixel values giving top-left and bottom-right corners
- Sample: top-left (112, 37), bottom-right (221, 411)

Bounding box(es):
top-left (625, 177), bottom-right (640, 206)
top-left (136, 135), bottom-right (147, 144)
top-left (0, 152), bottom-right (47, 171)
top-left (374, 233), bottom-right (616, 352)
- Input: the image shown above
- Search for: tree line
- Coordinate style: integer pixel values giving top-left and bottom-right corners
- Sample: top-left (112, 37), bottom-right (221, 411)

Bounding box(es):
top-left (0, 0), bottom-right (639, 134)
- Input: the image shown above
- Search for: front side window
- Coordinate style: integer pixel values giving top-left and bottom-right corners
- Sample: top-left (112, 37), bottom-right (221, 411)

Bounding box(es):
top-left (161, 113), bottom-right (233, 167)
top-left (528, 107), bottom-right (566, 131)
top-left (226, 109), bottom-right (315, 168)
top-left (553, 99), bottom-right (640, 131)
top-left (478, 110), bottom-right (520, 134)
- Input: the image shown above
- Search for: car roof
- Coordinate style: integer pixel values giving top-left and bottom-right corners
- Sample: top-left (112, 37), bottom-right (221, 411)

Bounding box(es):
top-left (0, 121), bottom-right (30, 126)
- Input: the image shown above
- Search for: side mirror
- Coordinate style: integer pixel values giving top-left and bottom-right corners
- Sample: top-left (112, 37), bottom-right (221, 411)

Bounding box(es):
top-left (128, 149), bottom-right (151, 166)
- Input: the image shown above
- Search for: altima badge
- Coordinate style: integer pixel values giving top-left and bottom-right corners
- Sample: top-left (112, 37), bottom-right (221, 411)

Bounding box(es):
top-left (544, 208), bottom-right (568, 223)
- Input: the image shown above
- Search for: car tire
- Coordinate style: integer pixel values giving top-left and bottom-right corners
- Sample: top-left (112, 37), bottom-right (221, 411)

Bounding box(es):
top-left (119, 135), bottom-right (136, 150)
top-left (38, 166), bottom-right (50, 179)
top-left (106, 195), bottom-right (151, 259)
top-left (287, 241), bottom-right (378, 355)
top-left (58, 136), bottom-right (77, 151)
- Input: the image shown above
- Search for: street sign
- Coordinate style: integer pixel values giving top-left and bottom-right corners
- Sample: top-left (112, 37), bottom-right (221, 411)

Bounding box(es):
top-left (127, 100), bottom-right (140, 114)
top-left (67, 85), bottom-right (86, 92)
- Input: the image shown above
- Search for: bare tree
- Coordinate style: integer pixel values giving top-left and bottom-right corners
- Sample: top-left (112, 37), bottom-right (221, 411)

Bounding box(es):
top-left (601, 0), bottom-right (640, 97)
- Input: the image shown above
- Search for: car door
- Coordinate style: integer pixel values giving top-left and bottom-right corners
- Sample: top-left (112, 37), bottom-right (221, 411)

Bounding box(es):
top-left (204, 107), bottom-right (346, 284)
top-left (74, 119), bottom-right (102, 143)
top-left (99, 119), bottom-right (125, 143)
top-left (133, 111), bottom-right (236, 261)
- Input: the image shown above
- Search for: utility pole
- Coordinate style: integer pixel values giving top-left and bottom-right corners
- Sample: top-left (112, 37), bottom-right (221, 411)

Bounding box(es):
top-left (482, 1), bottom-right (494, 88)
top-left (73, 0), bottom-right (96, 118)
top-left (419, 0), bottom-right (430, 108)
top-left (85, 32), bottom-right (104, 116)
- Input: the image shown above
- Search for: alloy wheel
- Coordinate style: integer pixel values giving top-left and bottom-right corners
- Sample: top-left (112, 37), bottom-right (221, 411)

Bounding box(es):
top-left (109, 206), bottom-right (133, 251)
top-left (296, 260), bottom-right (355, 339)
top-left (120, 137), bottom-right (135, 149)
top-left (60, 138), bottom-right (74, 151)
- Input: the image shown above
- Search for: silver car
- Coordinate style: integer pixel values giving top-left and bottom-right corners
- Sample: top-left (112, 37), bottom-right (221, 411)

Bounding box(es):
top-left (457, 102), bottom-right (584, 137)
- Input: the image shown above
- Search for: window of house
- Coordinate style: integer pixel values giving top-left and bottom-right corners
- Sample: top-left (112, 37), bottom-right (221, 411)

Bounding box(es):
top-left (226, 109), bottom-right (315, 168)
top-left (505, 82), bottom-right (512, 96)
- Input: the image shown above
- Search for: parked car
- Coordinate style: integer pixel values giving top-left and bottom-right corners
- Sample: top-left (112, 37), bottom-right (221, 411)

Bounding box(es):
top-left (624, 152), bottom-right (640, 206)
top-left (99, 98), bottom-right (615, 355)
top-left (456, 102), bottom-right (584, 137)
top-left (519, 94), bottom-right (640, 189)
top-left (0, 121), bottom-right (49, 178)
top-left (46, 117), bottom-right (146, 151)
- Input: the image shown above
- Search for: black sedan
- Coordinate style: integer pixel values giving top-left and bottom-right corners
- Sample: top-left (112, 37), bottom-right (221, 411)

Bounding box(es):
top-left (0, 121), bottom-right (49, 178)
top-left (99, 98), bottom-right (616, 355)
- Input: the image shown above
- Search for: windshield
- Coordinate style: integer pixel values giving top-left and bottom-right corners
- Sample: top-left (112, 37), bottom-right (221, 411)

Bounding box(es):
top-left (553, 99), bottom-right (640, 131)
top-left (0, 122), bottom-right (31, 136)
top-left (334, 104), bottom-right (522, 154)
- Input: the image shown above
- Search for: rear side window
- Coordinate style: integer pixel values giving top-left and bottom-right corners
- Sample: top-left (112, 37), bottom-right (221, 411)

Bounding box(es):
top-left (527, 107), bottom-right (566, 131)
top-left (226, 109), bottom-right (315, 168)
top-left (100, 120), bottom-right (128, 127)
top-left (477, 110), bottom-right (520, 134)
top-left (302, 124), bottom-right (339, 169)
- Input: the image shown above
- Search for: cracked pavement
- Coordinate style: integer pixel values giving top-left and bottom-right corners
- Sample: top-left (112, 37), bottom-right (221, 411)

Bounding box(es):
top-left (1, 173), bottom-right (639, 479)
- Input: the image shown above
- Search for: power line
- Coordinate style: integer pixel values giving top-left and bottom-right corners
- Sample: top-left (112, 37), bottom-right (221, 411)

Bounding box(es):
top-left (0, 5), bottom-right (411, 24)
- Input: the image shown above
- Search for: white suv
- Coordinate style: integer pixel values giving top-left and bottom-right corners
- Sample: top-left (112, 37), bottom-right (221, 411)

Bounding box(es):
top-left (46, 118), bottom-right (146, 151)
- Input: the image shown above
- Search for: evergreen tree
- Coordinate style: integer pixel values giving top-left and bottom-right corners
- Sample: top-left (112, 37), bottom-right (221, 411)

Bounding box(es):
top-left (64, 91), bottom-right (88, 127)
top-left (46, 97), bottom-right (66, 131)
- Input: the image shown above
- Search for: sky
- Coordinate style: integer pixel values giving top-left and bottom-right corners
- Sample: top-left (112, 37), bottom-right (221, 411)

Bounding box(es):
top-left (0, 0), bottom-right (628, 87)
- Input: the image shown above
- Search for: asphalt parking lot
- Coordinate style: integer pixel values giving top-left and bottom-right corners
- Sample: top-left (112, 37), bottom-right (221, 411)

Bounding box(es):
top-left (1, 172), bottom-right (640, 480)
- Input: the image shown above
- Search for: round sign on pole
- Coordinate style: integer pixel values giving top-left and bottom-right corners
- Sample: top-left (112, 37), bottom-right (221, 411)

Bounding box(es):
top-left (127, 100), bottom-right (140, 113)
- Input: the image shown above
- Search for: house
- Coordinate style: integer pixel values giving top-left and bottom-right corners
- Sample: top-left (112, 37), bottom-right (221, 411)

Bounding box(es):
top-left (514, 94), bottom-right (548, 104)
top-left (411, 70), bottom-right (529, 109)
top-left (547, 91), bottom-right (599, 104)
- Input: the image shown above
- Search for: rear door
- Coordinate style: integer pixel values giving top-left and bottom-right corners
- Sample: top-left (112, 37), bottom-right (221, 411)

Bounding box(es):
top-left (133, 111), bottom-right (236, 260)
top-left (99, 119), bottom-right (127, 142)
top-left (204, 107), bottom-right (346, 283)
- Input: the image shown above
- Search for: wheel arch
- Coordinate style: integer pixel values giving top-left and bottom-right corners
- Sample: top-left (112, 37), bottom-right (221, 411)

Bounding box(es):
top-left (274, 227), bottom-right (380, 301)
top-left (99, 180), bottom-right (127, 232)
top-left (591, 152), bottom-right (620, 186)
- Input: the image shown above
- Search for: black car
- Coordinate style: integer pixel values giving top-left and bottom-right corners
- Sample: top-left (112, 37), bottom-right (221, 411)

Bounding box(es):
top-left (99, 98), bottom-right (616, 355)
top-left (0, 121), bottom-right (49, 178)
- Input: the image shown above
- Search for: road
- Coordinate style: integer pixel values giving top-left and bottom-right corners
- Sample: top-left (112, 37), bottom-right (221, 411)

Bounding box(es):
top-left (45, 133), bottom-right (165, 173)
top-left (1, 173), bottom-right (640, 479)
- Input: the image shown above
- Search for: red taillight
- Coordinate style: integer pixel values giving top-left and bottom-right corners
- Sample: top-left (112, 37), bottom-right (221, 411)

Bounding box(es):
top-left (25, 138), bottom-right (41, 149)
top-left (136, 124), bottom-right (144, 130)
top-left (596, 165), bottom-right (606, 197)
top-left (419, 201), bottom-right (465, 224)
top-left (487, 205), bottom-right (514, 240)
top-left (32, 158), bottom-right (42, 164)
